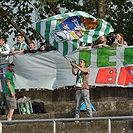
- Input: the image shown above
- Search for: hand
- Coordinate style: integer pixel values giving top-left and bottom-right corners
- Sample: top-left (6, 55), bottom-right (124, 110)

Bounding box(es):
top-left (113, 41), bottom-right (119, 45)
top-left (96, 44), bottom-right (103, 48)
top-left (10, 50), bottom-right (15, 55)
top-left (77, 46), bottom-right (82, 50)
top-left (11, 92), bottom-right (15, 97)
top-left (20, 49), bottom-right (24, 53)
top-left (40, 46), bottom-right (45, 51)
top-left (70, 62), bottom-right (77, 67)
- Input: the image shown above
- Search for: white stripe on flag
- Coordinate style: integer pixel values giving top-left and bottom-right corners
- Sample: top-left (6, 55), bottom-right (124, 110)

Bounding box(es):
top-left (67, 12), bottom-right (77, 17)
top-left (99, 20), bottom-right (107, 35)
top-left (87, 30), bottom-right (95, 43)
top-left (68, 41), bottom-right (73, 54)
top-left (49, 20), bottom-right (57, 46)
top-left (58, 42), bottom-right (64, 55)
top-left (79, 36), bottom-right (83, 42)
top-left (41, 21), bottom-right (46, 38)
top-left (76, 11), bottom-right (96, 20)
top-left (109, 25), bottom-right (114, 33)
top-left (77, 40), bottom-right (81, 48)
top-left (52, 14), bottom-right (64, 20)
top-left (50, 11), bottom-right (96, 21)
top-left (49, 20), bottom-right (57, 41)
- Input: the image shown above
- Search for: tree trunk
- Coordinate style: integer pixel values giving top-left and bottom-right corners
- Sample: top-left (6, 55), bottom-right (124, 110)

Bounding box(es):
top-left (0, 8), bottom-right (31, 44)
top-left (46, 0), bottom-right (61, 14)
top-left (97, 0), bottom-right (106, 19)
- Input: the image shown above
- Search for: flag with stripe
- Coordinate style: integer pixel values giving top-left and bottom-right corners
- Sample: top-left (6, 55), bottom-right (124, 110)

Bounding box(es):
top-left (32, 11), bottom-right (114, 56)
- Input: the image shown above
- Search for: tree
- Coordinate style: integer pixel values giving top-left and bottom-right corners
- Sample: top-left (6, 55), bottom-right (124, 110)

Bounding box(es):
top-left (97, 0), bottom-right (106, 18)
top-left (0, 0), bottom-right (60, 43)
top-left (0, 7), bottom-right (31, 44)
top-left (0, 0), bottom-right (132, 45)
top-left (106, 0), bottom-right (133, 45)
top-left (0, 0), bottom-right (33, 43)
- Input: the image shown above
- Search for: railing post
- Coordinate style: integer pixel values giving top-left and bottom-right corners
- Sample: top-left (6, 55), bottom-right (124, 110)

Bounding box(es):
top-left (0, 122), bottom-right (2, 133)
top-left (122, 128), bottom-right (125, 133)
top-left (108, 119), bottom-right (111, 133)
top-left (53, 121), bottom-right (56, 133)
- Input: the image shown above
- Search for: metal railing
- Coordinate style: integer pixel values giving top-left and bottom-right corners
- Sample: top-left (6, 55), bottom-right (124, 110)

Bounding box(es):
top-left (0, 116), bottom-right (133, 133)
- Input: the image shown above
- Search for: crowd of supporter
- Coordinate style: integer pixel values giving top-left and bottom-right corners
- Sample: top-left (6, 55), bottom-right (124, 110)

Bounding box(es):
top-left (91, 33), bottom-right (128, 49)
top-left (0, 34), bottom-right (55, 56)
top-left (0, 33), bottom-right (128, 57)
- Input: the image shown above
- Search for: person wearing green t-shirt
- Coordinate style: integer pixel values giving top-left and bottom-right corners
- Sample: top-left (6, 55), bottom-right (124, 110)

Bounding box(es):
top-left (10, 34), bottom-right (28, 54)
top-left (4, 63), bottom-right (17, 123)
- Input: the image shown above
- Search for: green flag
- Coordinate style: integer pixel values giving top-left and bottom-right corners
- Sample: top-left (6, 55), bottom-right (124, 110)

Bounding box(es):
top-left (32, 11), bottom-right (114, 56)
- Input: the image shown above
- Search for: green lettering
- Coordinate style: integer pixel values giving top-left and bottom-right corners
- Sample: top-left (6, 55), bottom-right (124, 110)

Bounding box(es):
top-left (124, 47), bottom-right (133, 65)
top-left (79, 50), bottom-right (91, 67)
top-left (97, 47), bottom-right (116, 67)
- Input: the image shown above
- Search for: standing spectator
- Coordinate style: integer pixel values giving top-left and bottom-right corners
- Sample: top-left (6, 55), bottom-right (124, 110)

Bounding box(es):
top-left (4, 63), bottom-right (17, 123)
top-left (71, 60), bottom-right (92, 119)
top-left (10, 34), bottom-right (28, 54)
top-left (93, 36), bottom-right (110, 48)
top-left (24, 42), bottom-right (37, 53)
top-left (112, 33), bottom-right (128, 47)
top-left (0, 37), bottom-right (10, 55)
top-left (0, 37), bottom-right (10, 92)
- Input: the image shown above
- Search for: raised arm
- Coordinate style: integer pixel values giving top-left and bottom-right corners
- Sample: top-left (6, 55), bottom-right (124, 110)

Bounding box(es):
top-left (71, 62), bottom-right (89, 74)
top-left (71, 62), bottom-right (79, 75)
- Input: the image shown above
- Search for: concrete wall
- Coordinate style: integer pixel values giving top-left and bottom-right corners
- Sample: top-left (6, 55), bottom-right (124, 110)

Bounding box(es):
top-left (1, 86), bottom-right (133, 133)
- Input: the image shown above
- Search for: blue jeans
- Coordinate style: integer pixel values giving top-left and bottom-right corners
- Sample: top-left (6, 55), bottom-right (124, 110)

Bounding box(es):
top-left (75, 89), bottom-right (92, 117)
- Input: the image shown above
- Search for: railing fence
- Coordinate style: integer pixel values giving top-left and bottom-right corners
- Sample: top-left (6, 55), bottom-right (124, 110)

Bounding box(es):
top-left (0, 116), bottom-right (133, 133)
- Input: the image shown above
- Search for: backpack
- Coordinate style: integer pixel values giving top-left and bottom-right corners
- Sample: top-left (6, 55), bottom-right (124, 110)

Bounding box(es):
top-left (32, 102), bottom-right (46, 113)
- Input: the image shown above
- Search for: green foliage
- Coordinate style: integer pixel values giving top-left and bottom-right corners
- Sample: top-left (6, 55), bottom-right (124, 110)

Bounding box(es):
top-left (0, 0), bottom-right (44, 42)
top-left (106, 0), bottom-right (133, 45)
top-left (0, 0), bottom-right (133, 45)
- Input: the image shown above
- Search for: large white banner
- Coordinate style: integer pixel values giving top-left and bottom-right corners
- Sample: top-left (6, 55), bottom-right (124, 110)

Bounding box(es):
top-left (5, 46), bottom-right (133, 90)
top-left (12, 51), bottom-right (76, 90)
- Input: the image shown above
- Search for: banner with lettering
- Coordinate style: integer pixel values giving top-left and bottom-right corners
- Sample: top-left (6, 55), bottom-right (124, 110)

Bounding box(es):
top-left (66, 46), bottom-right (133, 87)
top-left (8, 47), bottom-right (133, 90)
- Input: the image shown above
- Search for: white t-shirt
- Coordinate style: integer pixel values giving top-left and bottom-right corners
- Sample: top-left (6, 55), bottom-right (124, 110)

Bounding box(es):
top-left (76, 70), bottom-right (83, 87)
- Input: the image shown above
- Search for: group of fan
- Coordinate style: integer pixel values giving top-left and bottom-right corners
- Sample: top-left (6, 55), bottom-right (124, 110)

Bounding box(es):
top-left (0, 33), bottom-right (128, 56)
top-left (78, 33), bottom-right (128, 50)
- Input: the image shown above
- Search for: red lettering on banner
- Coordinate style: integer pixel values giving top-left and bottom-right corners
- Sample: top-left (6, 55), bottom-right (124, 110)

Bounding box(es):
top-left (95, 68), bottom-right (117, 84)
top-left (118, 66), bottom-right (133, 86)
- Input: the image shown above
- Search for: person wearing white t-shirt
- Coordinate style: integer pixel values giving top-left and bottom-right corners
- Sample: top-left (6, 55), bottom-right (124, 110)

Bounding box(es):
top-left (0, 37), bottom-right (11, 92)
top-left (10, 34), bottom-right (28, 54)
top-left (71, 60), bottom-right (92, 119)
top-left (0, 37), bottom-right (10, 55)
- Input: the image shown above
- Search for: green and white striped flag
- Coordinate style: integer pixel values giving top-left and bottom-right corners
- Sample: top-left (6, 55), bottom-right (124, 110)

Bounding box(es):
top-left (32, 11), bottom-right (114, 56)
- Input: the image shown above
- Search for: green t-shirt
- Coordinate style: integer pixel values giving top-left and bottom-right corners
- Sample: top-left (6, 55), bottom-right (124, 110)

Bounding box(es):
top-left (4, 71), bottom-right (15, 94)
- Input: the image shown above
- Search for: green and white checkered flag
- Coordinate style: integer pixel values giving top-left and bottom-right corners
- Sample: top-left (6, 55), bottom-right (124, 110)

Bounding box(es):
top-left (32, 11), bottom-right (114, 56)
